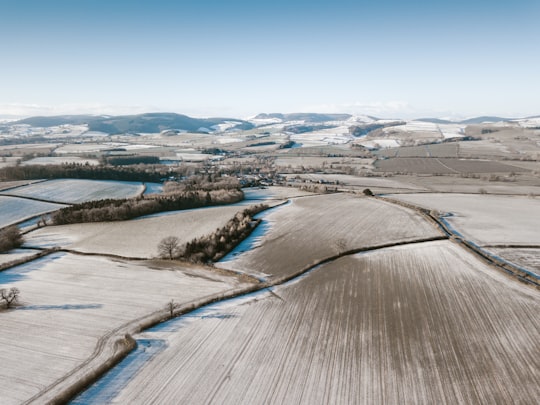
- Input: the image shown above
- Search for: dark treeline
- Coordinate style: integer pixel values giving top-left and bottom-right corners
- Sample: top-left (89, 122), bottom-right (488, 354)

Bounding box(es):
top-left (0, 226), bottom-right (23, 253)
top-left (164, 174), bottom-right (241, 192)
top-left (0, 164), bottom-right (169, 182)
top-left (52, 189), bottom-right (244, 225)
top-left (105, 156), bottom-right (161, 166)
top-left (182, 204), bottom-right (268, 262)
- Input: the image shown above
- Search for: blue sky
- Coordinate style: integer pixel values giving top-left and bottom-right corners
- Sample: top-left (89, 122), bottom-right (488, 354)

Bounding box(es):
top-left (1, 0), bottom-right (539, 118)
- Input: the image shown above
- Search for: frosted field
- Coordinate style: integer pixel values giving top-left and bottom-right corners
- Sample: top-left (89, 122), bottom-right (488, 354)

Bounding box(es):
top-left (382, 121), bottom-right (465, 138)
top-left (175, 151), bottom-right (215, 161)
top-left (25, 204), bottom-right (260, 258)
top-left (290, 126), bottom-right (353, 147)
top-left (54, 142), bottom-right (160, 154)
top-left (387, 193), bottom-right (540, 246)
top-left (274, 156), bottom-right (374, 169)
top-left (0, 180), bottom-right (42, 192)
top-left (242, 186), bottom-right (315, 201)
top-left (285, 173), bottom-right (426, 192)
top-left (3, 179), bottom-right (144, 203)
top-left (391, 174), bottom-right (540, 195)
top-left (458, 139), bottom-right (513, 158)
top-left (54, 143), bottom-right (123, 154)
top-left (0, 253), bottom-right (250, 405)
top-left (218, 193), bottom-right (442, 280)
top-left (0, 249), bottom-right (41, 266)
top-left (516, 116), bottom-right (540, 128)
top-left (21, 156), bottom-right (100, 166)
top-left (490, 248), bottom-right (540, 274)
top-left (0, 196), bottom-right (66, 228)
top-left (358, 138), bottom-right (400, 149)
top-left (96, 241), bottom-right (540, 404)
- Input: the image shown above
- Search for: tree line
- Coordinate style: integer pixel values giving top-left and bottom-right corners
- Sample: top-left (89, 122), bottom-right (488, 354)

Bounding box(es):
top-left (52, 188), bottom-right (244, 225)
top-left (179, 204), bottom-right (268, 262)
top-left (0, 163), bottom-right (168, 183)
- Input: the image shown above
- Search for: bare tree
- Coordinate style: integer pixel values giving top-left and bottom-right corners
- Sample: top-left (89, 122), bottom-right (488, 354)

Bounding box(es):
top-left (1, 287), bottom-right (20, 309)
top-left (0, 225), bottom-right (23, 253)
top-left (167, 299), bottom-right (175, 318)
top-left (158, 236), bottom-right (181, 260)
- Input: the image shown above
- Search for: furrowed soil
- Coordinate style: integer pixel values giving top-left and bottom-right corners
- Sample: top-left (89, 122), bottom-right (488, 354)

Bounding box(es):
top-left (218, 193), bottom-right (442, 280)
top-left (106, 241), bottom-right (540, 404)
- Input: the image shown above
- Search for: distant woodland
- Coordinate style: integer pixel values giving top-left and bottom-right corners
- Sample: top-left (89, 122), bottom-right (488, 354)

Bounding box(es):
top-left (52, 176), bottom-right (243, 225)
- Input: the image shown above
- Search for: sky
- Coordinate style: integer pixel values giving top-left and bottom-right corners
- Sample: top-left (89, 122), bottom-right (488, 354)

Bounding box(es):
top-left (1, 0), bottom-right (539, 119)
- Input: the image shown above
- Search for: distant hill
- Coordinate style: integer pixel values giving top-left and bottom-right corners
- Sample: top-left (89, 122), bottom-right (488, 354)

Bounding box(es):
top-left (13, 113), bottom-right (254, 134)
top-left (14, 115), bottom-right (97, 127)
top-left (253, 113), bottom-right (353, 122)
top-left (458, 116), bottom-right (511, 124)
top-left (416, 118), bottom-right (453, 124)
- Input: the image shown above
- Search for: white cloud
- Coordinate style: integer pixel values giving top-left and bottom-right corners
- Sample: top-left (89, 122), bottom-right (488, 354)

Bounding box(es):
top-left (300, 101), bottom-right (420, 118)
top-left (0, 103), bottom-right (161, 118)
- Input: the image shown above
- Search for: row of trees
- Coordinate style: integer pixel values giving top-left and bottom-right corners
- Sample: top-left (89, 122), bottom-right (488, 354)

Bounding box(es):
top-left (163, 174), bottom-right (241, 192)
top-left (52, 189), bottom-right (244, 225)
top-left (0, 163), bottom-right (168, 182)
top-left (159, 204), bottom-right (269, 262)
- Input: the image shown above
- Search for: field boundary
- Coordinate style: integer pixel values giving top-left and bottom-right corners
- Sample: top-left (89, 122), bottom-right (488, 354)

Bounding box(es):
top-left (26, 234), bottom-right (449, 404)
top-left (378, 196), bottom-right (540, 287)
top-left (0, 248), bottom-right (60, 272)
top-left (0, 192), bottom-right (74, 206)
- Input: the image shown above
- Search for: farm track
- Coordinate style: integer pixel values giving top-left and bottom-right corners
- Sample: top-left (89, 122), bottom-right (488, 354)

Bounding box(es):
top-left (378, 196), bottom-right (540, 287)
top-left (434, 158), bottom-right (460, 174)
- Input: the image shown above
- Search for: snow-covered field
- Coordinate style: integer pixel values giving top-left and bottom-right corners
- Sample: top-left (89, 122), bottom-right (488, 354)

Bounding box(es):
top-left (285, 173), bottom-right (426, 191)
top-left (174, 151), bottom-right (215, 161)
top-left (242, 186), bottom-right (314, 201)
top-left (54, 142), bottom-right (160, 154)
top-left (24, 204), bottom-right (259, 258)
top-left (3, 179), bottom-right (144, 204)
top-left (358, 139), bottom-right (400, 149)
top-left (0, 180), bottom-right (43, 192)
top-left (142, 182), bottom-right (163, 195)
top-left (490, 247), bottom-right (540, 274)
top-left (0, 253), bottom-right (250, 405)
top-left (91, 241), bottom-right (540, 404)
top-left (387, 193), bottom-right (540, 246)
top-left (0, 196), bottom-right (66, 228)
top-left (217, 193), bottom-right (442, 280)
top-left (514, 116), bottom-right (540, 128)
top-left (383, 121), bottom-right (465, 139)
top-left (0, 249), bottom-right (41, 266)
top-left (290, 126), bottom-right (353, 147)
top-left (21, 156), bottom-right (100, 166)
